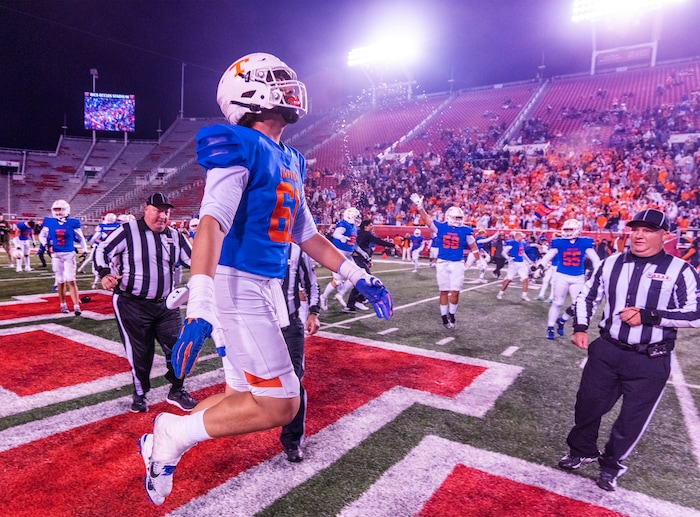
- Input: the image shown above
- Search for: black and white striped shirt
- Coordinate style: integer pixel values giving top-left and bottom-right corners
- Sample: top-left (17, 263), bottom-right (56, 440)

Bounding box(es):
top-left (282, 242), bottom-right (320, 319)
top-left (96, 218), bottom-right (192, 300)
top-left (574, 250), bottom-right (700, 346)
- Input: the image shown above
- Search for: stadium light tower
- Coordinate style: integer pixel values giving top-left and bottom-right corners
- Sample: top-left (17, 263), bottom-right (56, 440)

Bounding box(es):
top-left (89, 68), bottom-right (98, 93)
top-left (572, 0), bottom-right (686, 74)
top-left (347, 33), bottom-right (422, 105)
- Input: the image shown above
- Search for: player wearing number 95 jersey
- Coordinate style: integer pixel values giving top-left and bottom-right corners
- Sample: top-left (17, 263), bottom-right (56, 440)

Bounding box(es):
top-left (540, 219), bottom-right (600, 340)
top-left (138, 52), bottom-right (393, 507)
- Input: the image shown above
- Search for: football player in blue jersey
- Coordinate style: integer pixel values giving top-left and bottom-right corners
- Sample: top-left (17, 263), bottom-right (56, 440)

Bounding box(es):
top-left (411, 193), bottom-right (479, 329)
top-left (14, 220), bottom-right (36, 272)
top-left (39, 200), bottom-right (88, 315)
top-left (496, 231), bottom-right (533, 302)
top-left (319, 207), bottom-right (367, 310)
top-left (466, 229), bottom-right (498, 283)
top-left (409, 228), bottom-right (426, 272)
top-left (138, 53), bottom-right (392, 506)
top-left (540, 219), bottom-right (601, 340)
top-left (428, 231), bottom-right (439, 267)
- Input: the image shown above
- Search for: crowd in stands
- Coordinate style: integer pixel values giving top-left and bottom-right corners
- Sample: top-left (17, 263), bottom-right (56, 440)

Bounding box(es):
top-left (304, 102), bottom-right (700, 239)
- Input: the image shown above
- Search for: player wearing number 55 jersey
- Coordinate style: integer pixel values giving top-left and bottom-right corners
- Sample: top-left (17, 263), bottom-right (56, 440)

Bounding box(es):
top-left (411, 193), bottom-right (479, 329)
top-left (540, 219), bottom-right (600, 340)
top-left (138, 53), bottom-right (393, 507)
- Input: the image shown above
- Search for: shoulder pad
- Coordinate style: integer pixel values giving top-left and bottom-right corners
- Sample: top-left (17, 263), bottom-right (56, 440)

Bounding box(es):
top-left (196, 124), bottom-right (257, 170)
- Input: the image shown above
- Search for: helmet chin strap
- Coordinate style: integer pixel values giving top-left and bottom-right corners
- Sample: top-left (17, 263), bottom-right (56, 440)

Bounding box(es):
top-left (274, 106), bottom-right (299, 124)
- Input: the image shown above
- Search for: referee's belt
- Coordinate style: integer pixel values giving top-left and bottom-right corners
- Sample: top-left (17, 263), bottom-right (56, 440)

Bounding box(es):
top-left (116, 290), bottom-right (166, 304)
top-left (600, 332), bottom-right (674, 355)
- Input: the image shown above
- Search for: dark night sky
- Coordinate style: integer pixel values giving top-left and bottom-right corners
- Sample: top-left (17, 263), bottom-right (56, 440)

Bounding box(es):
top-left (2, 0), bottom-right (699, 151)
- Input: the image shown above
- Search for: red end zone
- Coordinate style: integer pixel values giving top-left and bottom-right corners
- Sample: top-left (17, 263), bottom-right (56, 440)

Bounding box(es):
top-left (0, 335), bottom-right (489, 515)
top-left (0, 292), bottom-right (114, 321)
top-left (0, 329), bottom-right (129, 396)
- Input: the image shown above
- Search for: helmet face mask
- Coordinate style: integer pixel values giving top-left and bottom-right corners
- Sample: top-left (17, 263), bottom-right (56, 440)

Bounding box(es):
top-left (445, 206), bottom-right (464, 227)
top-left (343, 207), bottom-right (362, 226)
top-left (52, 199), bottom-right (70, 220)
top-left (217, 53), bottom-right (308, 126)
top-left (561, 218), bottom-right (581, 240)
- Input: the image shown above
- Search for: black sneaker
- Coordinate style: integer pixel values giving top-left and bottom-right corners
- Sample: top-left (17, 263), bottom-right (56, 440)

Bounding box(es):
top-left (558, 452), bottom-right (600, 470)
top-left (167, 388), bottom-right (197, 411)
top-left (448, 313), bottom-right (456, 325)
top-left (596, 471), bottom-right (618, 491)
top-left (130, 394), bottom-right (147, 413)
top-left (342, 306), bottom-right (356, 313)
top-left (284, 445), bottom-right (304, 463)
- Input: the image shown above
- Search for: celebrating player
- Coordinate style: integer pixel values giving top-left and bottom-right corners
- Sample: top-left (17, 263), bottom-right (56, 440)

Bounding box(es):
top-left (409, 228), bottom-right (425, 272)
top-left (138, 52), bottom-right (392, 506)
top-left (540, 219), bottom-right (600, 340)
top-left (319, 207), bottom-right (367, 310)
top-left (39, 200), bottom-right (88, 315)
top-left (411, 193), bottom-right (479, 329)
top-left (496, 231), bottom-right (532, 302)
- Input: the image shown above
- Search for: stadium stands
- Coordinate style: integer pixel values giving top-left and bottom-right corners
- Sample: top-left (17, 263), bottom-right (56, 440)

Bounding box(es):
top-left (1, 58), bottom-right (699, 234)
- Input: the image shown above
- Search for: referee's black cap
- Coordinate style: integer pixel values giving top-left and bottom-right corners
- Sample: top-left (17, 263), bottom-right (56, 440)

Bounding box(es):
top-left (146, 192), bottom-right (174, 209)
top-left (627, 209), bottom-right (670, 232)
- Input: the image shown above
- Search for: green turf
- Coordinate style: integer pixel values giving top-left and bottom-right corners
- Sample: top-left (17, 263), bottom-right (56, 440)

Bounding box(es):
top-left (1, 254), bottom-right (699, 512)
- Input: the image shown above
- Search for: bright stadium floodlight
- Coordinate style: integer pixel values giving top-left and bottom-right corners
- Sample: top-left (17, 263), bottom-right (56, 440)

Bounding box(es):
top-left (572, 0), bottom-right (684, 22)
top-left (347, 34), bottom-right (422, 67)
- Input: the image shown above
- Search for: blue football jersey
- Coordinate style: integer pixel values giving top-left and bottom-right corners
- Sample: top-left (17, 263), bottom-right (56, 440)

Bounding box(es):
top-left (410, 234), bottom-right (424, 251)
top-left (196, 124), bottom-right (307, 279)
top-left (94, 222), bottom-right (121, 243)
top-left (17, 221), bottom-right (33, 241)
top-left (505, 239), bottom-right (527, 262)
top-left (332, 220), bottom-right (357, 254)
top-left (41, 217), bottom-right (82, 253)
top-left (550, 236), bottom-right (595, 276)
top-left (434, 221), bottom-right (473, 261)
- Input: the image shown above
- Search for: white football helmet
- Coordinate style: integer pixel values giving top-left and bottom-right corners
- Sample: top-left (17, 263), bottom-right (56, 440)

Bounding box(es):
top-left (561, 219), bottom-right (581, 240)
top-left (343, 207), bottom-right (362, 226)
top-left (445, 206), bottom-right (465, 227)
top-left (52, 199), bottom-right (70, 220)
top-left (189, 217), bottom-right (200, 232)
top-left (117, 214), bottom-right (130, 223)
top-left (103, 213), bottom-right (117, 224)
top-left (217, 52), bottom-right (307, 125)
top-left (414, 228), bottom-right (422, 237)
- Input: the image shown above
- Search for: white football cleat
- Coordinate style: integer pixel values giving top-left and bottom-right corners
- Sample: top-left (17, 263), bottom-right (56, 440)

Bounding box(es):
top-left (334, 293), bottom-right (347, 309)
top-left (354, 302), bottom-right (370, 311)
top-left (319, 295), bottom-right (328, 311)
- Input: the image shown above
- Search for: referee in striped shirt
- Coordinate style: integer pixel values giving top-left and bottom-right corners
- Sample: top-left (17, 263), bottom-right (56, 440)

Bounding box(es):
top-left (558, 208), bottom-right (700, 491)
top-left (280, 241), bottom-right (321, 462)
top-left (96, 193), bottom-right (197, 413)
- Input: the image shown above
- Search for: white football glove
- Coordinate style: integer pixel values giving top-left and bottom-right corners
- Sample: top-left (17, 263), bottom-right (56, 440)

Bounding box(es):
top-left (410, 193), bottom-right (424, 210)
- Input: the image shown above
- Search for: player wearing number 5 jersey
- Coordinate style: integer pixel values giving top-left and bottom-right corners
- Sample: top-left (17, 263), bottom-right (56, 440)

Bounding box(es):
top-left (540, 219), bottom-right (600, 340)
top-left (138, 52), bottom-right (393, 507)
top-left (39, 200), bottom-right (88, 315)
top-left (411, 193), bottom-right (479, 329)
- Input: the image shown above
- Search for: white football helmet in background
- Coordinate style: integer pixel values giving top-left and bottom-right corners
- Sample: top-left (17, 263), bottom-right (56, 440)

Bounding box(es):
top-left (103, 213), bottom-right (117, 224)
top-left (217, 52), bottom-right (307, 125)
top-left (343, 207), bottom-right (362, 226)
top-left (561, 218), bottom-right (581, 240)
top-left (414, 228), bottom-right (422, 237)
top-left (189, 218), bottom-right (200, 232)
top-left (52, 199), bottom-right (70, 220)
top-left (445, 206), bottom-right (465, 227)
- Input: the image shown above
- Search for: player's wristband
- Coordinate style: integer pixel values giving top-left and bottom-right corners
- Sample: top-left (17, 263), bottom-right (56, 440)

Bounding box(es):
top-left (338, 258), bottom-right (368, 286)
top-left (186, 274), bottom-right (216, 320)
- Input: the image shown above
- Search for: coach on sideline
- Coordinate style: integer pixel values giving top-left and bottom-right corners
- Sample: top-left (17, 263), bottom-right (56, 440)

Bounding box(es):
top-left (558, 208), bottom-right (700, 491)
top-left (96, 192), bottom-right (197, 413)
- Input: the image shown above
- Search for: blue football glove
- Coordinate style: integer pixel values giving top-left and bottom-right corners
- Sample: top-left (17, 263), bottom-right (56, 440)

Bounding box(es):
top-left (171, 318), bottom-right (212, 379)
top-left (355, 276), bottom-right (393, 320)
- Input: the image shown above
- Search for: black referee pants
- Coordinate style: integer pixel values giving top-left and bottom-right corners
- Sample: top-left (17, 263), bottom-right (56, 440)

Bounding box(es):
top-left (566, 336), bottom-right (671, 474)
top-left (280, 316), bottom-right (306, 449)
top-left (113, 293), bottom-right (184, 397)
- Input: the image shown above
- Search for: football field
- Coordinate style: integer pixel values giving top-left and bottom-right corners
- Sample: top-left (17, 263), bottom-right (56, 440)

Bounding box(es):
top-left (1, 255), bottom-right (699, 516)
